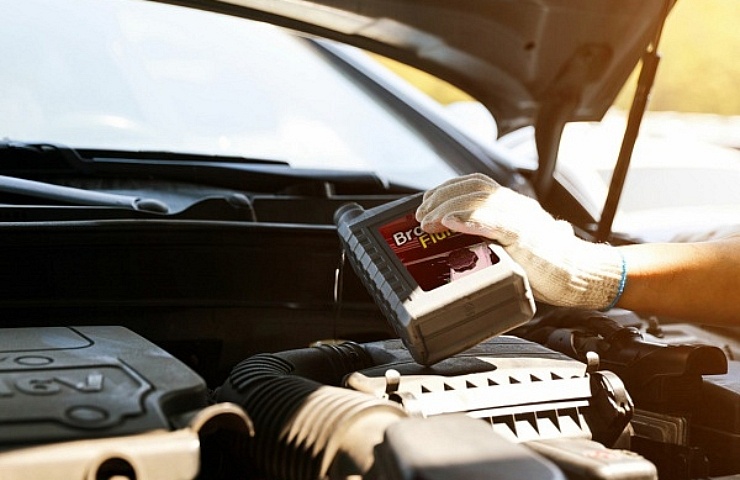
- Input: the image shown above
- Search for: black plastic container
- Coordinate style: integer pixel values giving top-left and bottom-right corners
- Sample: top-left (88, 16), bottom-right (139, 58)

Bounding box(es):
top-left (335, 193), bottom-right (535, 365)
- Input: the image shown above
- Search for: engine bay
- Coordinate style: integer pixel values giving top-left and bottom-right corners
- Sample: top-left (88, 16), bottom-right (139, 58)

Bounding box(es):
top-left (1, 323), bottom-right (739, 480)
top-left (1, 208), bottom-right (739, 480)
top-left (1, 147), bottom-right (740, 479)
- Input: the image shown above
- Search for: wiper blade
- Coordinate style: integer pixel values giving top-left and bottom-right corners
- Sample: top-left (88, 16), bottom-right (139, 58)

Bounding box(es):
top-left (88, 156), bottom-right (390, 193)
top-left (0, 174), bottom-right (170, 214)
top-left (0, 141), bottom-right (288, 174)
top-left (0, 142), bottom-right (392, 194)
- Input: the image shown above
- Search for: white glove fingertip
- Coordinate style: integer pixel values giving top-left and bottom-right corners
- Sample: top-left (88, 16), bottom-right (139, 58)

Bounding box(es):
top-left (441, 214), bottom-right (495, 240)
top-left (419, 215), bottom-right (449, 233)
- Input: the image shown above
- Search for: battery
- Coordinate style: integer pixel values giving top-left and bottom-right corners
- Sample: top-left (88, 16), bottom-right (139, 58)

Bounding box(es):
top-left (334, 193), bottom-right (535, 365)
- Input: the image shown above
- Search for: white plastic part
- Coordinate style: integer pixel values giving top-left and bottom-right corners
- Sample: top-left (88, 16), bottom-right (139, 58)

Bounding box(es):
top-left (0, 403), bottom-right (252, 480)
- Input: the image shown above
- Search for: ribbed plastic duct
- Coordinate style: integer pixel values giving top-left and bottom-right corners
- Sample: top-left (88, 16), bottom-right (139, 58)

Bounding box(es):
top-left (216, 343), bottom-right (406, 480)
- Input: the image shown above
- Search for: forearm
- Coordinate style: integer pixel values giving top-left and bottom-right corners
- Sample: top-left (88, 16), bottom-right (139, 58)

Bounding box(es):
top-left (616, 237), bottom-right (740, 325)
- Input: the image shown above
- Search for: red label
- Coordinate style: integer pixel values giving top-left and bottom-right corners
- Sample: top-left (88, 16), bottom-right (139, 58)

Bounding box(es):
top-left (378, 212), bottom-right (499, 291)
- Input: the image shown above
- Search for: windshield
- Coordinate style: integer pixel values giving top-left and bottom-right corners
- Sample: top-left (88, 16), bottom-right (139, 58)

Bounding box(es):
top-left (1, 0), bottom-right (458, 189)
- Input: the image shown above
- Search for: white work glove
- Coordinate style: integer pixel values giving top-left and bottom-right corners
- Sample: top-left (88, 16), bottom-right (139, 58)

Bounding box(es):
top-left (415, 173), bottom-right (625, 310)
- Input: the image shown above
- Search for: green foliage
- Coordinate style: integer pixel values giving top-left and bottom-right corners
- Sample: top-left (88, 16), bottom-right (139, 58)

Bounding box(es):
top-left (606, 0), bottom-right (738, 114)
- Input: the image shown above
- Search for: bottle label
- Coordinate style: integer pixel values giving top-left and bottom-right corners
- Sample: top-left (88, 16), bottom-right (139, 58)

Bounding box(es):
top-left (377, 213), bottom-right (499, 291)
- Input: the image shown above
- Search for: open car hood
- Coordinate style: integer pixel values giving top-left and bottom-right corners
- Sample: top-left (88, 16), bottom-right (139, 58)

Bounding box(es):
top-left (155, 0), bottom-right (674, 135)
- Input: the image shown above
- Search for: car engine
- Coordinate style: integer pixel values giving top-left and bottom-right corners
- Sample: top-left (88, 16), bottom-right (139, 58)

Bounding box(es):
top-left (1, 148), bottom-right (739, 479)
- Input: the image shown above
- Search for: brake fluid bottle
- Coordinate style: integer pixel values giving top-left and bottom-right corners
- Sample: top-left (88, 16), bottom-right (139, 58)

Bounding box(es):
top-left (335, 193), bottom-right (535, 365)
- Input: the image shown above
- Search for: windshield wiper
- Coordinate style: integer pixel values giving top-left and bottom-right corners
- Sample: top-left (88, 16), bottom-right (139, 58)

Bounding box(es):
top-left (0, 174), bottom-right (170, 214)
top-left (0, 141), bottom-right (394, 194)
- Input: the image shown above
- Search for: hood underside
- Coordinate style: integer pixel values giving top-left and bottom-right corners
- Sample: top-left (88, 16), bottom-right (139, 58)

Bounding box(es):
top-left (151, 0), bottom-right (674, 135)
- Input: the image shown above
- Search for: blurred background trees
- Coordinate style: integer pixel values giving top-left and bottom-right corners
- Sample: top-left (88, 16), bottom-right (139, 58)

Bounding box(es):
top-left (616, 0), bottom-right (740, 115)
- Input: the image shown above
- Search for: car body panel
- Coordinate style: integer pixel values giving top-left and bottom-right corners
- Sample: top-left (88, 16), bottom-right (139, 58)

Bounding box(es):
top-left (153, 0), bottom-right (675, 134)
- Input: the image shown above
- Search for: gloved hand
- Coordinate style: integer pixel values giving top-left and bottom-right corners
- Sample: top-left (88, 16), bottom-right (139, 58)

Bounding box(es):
top-left (415, 173), bottom-right (625, 310)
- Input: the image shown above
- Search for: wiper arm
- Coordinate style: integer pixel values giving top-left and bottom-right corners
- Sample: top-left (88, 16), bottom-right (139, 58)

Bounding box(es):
top-left (0, 142), bottom-right (392, 194)
top-left (0, 175), bottom-right (170, 214)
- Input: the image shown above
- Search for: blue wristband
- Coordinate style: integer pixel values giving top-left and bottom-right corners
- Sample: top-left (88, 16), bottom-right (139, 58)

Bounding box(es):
top-left (603, 253), bottom-right (627, 311)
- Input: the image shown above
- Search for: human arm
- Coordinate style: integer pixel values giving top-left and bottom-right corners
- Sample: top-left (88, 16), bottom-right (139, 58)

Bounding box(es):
top-left (617, 238), bottom-right (740, 325)
top-left (416, 173), bottom-right (740, 325)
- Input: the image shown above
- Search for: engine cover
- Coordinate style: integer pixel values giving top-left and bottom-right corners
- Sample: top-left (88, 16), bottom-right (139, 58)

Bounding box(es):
top-left (0, 326), bottom-right (208, 446)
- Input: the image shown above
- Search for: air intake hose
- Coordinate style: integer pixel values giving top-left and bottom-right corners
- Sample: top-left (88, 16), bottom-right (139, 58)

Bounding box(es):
top-left (215, 342), bottom-right (406, 480)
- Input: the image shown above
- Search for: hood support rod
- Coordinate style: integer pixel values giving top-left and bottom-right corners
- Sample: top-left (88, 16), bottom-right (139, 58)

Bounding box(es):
top-left (595, 5), bottom-right (670, 242)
